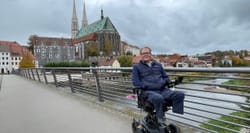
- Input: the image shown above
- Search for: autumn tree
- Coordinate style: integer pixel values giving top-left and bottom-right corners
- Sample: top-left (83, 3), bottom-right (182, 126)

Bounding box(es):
top-left (19, 53), bottom-right (35, 68)
top-left (231, 56), bottom-right (241, 66)
top-left (230, 56), bottom-right (250, 66)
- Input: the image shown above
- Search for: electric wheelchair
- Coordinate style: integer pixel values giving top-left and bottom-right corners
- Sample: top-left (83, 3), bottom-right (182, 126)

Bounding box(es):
top-left (131, 77), bottom-right (183, 133)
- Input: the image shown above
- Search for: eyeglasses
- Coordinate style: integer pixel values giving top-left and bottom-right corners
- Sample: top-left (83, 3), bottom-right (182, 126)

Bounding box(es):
top-left (141, 52), bottom-right (151, 55)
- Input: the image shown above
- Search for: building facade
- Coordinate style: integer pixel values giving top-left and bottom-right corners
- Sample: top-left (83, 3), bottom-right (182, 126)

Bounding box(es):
top-left (121, 41), bottom-right (140, 56)
top-left (30, 36), bottom-right (75, 66)
top-left (71, 1), bottom-right (121, 60)
top-left (0, 41), bottom-right (34, 73)
top-left (0, 44), bottom-right (11, 73)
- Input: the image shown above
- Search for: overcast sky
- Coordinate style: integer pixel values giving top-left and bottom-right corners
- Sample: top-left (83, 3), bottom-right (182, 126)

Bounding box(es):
top-left (1, 0), bottom-right (250, 55)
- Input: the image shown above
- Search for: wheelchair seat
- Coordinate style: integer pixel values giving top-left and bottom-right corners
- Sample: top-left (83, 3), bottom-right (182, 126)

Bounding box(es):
top-left (133, 88), bottom-right (172, 114)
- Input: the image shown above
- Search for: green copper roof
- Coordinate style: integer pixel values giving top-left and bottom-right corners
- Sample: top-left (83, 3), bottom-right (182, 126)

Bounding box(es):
top-left (76, 17), bottom-right (118, 38)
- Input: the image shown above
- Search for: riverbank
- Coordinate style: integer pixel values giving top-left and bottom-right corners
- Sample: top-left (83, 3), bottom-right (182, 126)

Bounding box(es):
top-left (201, 78), bottom-right (250, 133)
top-left (204, 86), bottom-right (246, 95)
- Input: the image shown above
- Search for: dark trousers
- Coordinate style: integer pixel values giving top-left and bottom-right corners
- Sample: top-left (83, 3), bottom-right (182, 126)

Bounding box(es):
top-left (145, 89), bottom-right (185, 119)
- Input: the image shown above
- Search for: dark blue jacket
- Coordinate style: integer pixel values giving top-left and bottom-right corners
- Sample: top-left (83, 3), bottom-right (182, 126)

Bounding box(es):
top-left (132, 60), bottom-right (170, 91)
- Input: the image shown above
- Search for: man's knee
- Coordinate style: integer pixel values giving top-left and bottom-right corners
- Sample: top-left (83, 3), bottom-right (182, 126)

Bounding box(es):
top-left (151, 94), bottom-right (164, 103)
top-left (175, 91), bottom-right (185, 100)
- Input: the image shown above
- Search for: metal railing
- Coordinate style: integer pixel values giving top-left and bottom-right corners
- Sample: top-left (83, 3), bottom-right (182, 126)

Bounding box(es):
top-left (17, 67), bottom-right (250, 133)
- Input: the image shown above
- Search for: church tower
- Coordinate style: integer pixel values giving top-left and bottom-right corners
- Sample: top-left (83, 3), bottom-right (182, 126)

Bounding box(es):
top-left (82, 1), bottom-right (88, 27)
top-left (71, 0), bottom-right (79, 38)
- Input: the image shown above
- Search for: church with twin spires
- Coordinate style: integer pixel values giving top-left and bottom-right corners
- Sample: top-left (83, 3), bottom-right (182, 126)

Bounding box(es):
top-left (71, 0), bottom-right (121, 60)
top-left (30, 0), bottom-right (122, 67)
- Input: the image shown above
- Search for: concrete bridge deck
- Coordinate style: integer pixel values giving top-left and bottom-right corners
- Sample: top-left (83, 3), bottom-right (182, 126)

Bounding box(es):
top-left (0, 75), bottom-right (132, 133)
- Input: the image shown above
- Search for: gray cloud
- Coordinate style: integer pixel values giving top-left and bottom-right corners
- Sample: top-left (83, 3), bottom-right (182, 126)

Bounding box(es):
top-left (0, 0), bottom-right (249, 55)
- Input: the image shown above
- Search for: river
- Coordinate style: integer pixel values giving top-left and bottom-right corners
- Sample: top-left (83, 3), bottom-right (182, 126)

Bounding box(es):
top-left (166, 78), bottom-right (247, 127)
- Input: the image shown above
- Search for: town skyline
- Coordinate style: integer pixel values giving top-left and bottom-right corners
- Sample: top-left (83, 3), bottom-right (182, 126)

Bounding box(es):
top-left (0, 0), bottom-right (250, 55)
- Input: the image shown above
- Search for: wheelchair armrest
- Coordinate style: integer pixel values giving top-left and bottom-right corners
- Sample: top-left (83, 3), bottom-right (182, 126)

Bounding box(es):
top-left (166, 76), bottom-right (184, 88)
top-left (132, 86), bottom-right (142, 94)
top-left (167, 80), bottom-right (175, 88)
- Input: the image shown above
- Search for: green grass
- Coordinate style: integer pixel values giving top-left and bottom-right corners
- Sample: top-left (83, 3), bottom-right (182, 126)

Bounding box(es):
top-left (222, 79), bottom-right (250, 93)
top-left (200, 111), bottom-right (250, 133)
top-left (172, 72), bottom-right (217, 82)
top-left (201, 77), bottom-right (250, 133)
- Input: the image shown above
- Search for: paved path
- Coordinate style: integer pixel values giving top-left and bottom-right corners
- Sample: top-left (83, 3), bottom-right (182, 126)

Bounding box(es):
top-left (0, 75), bottom-right (132, 133)
top-left (0, 75), bottom-right (2, 90)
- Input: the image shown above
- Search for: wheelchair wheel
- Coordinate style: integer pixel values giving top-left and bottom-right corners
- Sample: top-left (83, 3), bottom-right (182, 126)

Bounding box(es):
top-left (132, 119), bottom-right (147, 133)
top-left (166, 123), bottom-right (181, 133)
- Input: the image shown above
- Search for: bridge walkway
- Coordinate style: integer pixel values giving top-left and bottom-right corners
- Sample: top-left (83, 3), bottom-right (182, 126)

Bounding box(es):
top-left (0, 75), bottom-right (132, 133)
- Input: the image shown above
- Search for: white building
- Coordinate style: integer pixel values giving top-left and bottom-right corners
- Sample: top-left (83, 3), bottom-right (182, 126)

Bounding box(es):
top-left (121, 41), bottom-right (140, 56)
top-left (98, 57), bottom-right (121, 72)
top-left (0, 44), bottom-right (11, 73)
top-left (0, 41), bottom-right (34, 74)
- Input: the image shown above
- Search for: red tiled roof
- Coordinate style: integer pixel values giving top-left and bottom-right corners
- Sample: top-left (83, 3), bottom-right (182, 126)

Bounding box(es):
top-left (98, 58), bottom-right (116, 66)
top-left (132, 55), bottom-right (141, 64)
top-left (121, 41), bottom-right (140, 49)
top-left (0, 41), bottom-right (21, 55)
top-left (193, 61), bottom-right (207, 65)
top-left (244, 56), bottom-right (250, 61)
top-left (0, 41), bottom-right (18, 46)
top-left (0, 40), bottom-right (35, 60)
top-left (158, 56), bottom-right (169, 63)
top-left (73, 33), bottom-right (96, 44)
top-left (31, 36), bottom-right (73, 46)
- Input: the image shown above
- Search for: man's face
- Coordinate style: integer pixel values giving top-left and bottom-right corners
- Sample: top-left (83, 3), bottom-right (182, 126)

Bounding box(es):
top-left (141, 48), bottom-right (152, 63)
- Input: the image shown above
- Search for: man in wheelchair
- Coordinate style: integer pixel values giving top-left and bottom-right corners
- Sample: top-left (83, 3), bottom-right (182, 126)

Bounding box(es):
top-left (132, 47), bottom-right (185, 124)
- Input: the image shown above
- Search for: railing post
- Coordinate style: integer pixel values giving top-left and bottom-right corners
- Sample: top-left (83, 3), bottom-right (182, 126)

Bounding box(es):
top-left (43, 69), bottom-right (48, 84)
top-left (25, 69), bottom-right (28, 78)
top-left (27, 69), bottom-right (32, 79)
top-left (23, 69), bottom-right (27, 78)
top-left (20, 69), bottom-right (23, 77)
top-left (67, 70), bottom-right (75, 93)
top-left (36, 68), bottom-right (41, 82)
top-left (31, 69), bottom-right (36, 80)
top-left (52, 70), bottom-right (58, 87)
top-left (93, 68), bottom-right (104, 102)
